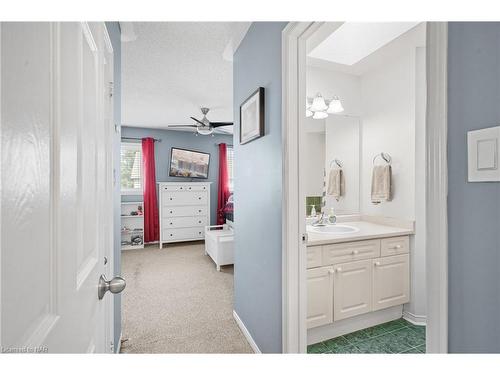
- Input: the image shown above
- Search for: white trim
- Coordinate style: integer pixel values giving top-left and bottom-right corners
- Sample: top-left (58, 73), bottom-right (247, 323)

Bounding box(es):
top-left (282, 21), bottom-right (449, 354)
top-left (425, 22), bottom-right (448, 353)
top-left (232, 310), bottom-right (261, 354)
top-left (403, 310), bottom-right (427, 326)
top-left (115, 333), bottom-right (122, 353)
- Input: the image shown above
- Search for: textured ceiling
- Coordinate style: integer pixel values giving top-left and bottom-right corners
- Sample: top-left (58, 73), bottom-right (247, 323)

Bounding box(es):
top-left (121, 22), bottom-right (250, 133)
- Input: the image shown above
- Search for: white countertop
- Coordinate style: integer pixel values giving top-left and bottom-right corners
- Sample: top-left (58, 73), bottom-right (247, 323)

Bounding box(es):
top-left (307, 220), bottom-right (414, 246)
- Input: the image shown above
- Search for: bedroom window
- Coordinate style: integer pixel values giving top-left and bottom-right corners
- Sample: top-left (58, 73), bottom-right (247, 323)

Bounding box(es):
top-left (121, 142), bottom-right (143, 195)
top-left (227, 146), bottom-right (234, 192)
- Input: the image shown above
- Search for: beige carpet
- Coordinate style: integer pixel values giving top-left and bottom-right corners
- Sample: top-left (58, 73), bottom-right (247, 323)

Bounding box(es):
top-left (120, 241), bottom-right (252, 353)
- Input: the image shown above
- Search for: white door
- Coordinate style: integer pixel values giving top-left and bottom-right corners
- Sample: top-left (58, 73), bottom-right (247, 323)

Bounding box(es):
top-left (333, 260), bottom-right (372, 321)
top-left (0, 22), bottom-right (121, 353)
top-left (306, 266), bottom-right (333, 329)
top-left (372, 254), bottom-right (410, 311)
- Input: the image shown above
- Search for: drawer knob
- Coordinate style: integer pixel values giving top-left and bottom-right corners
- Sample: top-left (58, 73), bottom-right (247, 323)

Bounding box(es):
top-left (170, 211), bottom-right (173, 214)
top-left (170, 234), bottom-right (173, 237)
top-left (198, 221), bottom-right (201, 223)
top-left (336, 267), bottom-right (342, 272)
top-left (328, 269), bottom-right (335, 275)
top-left (198, 197), bottom-right (201, 200)
top-left (352, 250), bottom-right (359, 255)
top-left (189, 187), bottom-right (192, 190)
top-left (198, 210), bottom-right (202, 212)
top-left (169, 198), bottom-right (173, 201)
top-left (170, 222), bottom-right (173, 225)
top-left (392, 245), bottom-right (402, 249)
top-left (374, 261), bottom-right (381, 266)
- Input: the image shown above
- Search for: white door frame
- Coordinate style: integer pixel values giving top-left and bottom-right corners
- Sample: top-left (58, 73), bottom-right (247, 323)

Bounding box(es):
top-left (281, 21), bottom-right (448, 354)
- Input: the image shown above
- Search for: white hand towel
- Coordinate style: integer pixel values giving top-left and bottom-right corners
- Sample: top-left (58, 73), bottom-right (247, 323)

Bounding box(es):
top-left (371, 165), bottom-right (392, 204)
top-left (327, 168), bottom-right (344, 201)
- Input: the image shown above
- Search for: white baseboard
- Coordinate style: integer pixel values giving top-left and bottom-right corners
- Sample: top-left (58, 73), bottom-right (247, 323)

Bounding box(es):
top-left (402, 310), bottom-right (427, 326)
top-left (233, 310), bottom-right (261, 354)
top-left (115, 333), bottom-right (122, 354)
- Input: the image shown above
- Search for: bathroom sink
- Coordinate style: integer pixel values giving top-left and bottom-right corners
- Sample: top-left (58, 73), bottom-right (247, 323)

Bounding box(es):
top-left (307, 224), bottom-right (359, 234)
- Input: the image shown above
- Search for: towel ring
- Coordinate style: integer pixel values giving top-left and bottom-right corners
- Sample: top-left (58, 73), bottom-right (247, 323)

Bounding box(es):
top-left (372, 152), bottom-right (392, 165)
top-left (330, 159), bottom-right (343, 168)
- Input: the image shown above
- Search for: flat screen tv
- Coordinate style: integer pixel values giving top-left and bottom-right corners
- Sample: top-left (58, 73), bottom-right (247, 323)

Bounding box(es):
top-left (169, 147), bottom-right (210, 179)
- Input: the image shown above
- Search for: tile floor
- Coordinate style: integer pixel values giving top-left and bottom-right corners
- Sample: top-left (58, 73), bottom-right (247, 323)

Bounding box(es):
top-left (308, 318), bottom-right (426, 354)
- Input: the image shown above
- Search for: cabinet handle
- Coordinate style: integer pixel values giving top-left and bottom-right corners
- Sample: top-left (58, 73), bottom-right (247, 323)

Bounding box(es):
top-left (328, 269), bottom-right (335, 275)
top-left (336, 267), bottom-right (342, 272)
top-left (374, 261), bottom-right (381, 266)
top-left (391, 245), bottom-right (402, 249)
top-left (351, 250), bottom-right (359, 255)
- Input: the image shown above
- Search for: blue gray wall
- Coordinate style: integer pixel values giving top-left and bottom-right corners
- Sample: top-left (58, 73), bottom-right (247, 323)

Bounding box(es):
top-left (448, 22), bottom-right (500, 353)
top-left (121, 126), bottom-right (232, 225)
top-left (105, 21), bottom-right (122, 353)
top-left (233, 22), bottom-right (288, 353)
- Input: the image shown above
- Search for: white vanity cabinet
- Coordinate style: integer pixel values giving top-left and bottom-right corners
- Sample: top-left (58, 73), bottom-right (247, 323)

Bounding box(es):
top-left (306, 235), bottom-right (410, 330)
top-left (158, 182), bottom-right (211, 248)
top-left (306, 266), bottom-right (334, 329)
top-left (333, 259), bottom-right (373, 321)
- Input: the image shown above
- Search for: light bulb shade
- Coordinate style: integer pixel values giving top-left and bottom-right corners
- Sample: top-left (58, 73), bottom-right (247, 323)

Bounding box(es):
top-left (327, 97), bottom-right (344, 113)
top-left (310, 93), bottom-right (328, 112)
top-left (306, 109), bottom-right (313, 117)
top-left (197, 126), bottom-right (214, 135)
top-left (312, 111), bottom-right (328, 120)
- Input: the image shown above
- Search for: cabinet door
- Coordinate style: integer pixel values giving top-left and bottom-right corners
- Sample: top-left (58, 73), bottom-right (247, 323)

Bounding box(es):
top-left (333, 260), bottom-right (372, 321)
top-left (372, 254), bottom-right (410, 311)
top-left (307, 266), bottom-right (334, 329)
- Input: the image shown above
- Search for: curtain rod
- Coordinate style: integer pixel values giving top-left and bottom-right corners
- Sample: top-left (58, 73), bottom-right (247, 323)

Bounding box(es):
top-left (121, 136), bottom-right (162, 142)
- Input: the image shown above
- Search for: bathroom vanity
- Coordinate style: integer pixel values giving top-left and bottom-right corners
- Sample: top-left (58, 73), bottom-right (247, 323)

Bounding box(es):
top-left (306, 219), bottom-right (414, 344)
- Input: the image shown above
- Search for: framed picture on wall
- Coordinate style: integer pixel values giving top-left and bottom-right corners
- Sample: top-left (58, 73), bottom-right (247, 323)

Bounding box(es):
top-left (239, 87), bottom-right (265, 145)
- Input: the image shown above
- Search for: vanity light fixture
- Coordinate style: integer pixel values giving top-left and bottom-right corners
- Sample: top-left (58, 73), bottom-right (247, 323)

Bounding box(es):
top-left (307, 92), bottom-right (344, 120)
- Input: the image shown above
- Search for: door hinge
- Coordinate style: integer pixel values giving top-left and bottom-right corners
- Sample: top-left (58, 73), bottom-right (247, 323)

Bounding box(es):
top-left (110, 340), bottom-right (114, 353)
top-left (109, 81), bottom-right (114, 98)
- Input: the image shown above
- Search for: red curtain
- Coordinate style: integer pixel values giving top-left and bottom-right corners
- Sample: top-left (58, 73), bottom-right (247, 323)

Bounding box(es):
top-left (142, 138), bottom-right (159, 242)
top-left (217, 143), bottom-right (230, 225)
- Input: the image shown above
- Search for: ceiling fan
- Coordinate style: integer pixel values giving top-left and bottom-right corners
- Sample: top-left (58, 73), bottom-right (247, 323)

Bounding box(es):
top-left (167, 107), bottom-right (233, 136)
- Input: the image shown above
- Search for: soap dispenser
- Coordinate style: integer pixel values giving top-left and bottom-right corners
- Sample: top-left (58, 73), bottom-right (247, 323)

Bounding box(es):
top-left (328, 208), bottom-right (337, 224)
top-left (310, 205), bottom-right (317, 217)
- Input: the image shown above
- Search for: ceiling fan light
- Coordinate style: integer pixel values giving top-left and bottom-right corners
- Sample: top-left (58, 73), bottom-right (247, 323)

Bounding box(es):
top-left (197, 126), bottom-right (214, 136)
top-left (310, 93), bottom-right (328, 112)
top-left (312, 111), bottom-right (328, 120)
top-left (327, 96), bottom-right (344, 114)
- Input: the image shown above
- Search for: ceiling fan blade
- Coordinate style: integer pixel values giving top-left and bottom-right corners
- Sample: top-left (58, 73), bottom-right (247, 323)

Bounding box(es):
top-left (190, 117), bottom-right (206, 127)
top-left (210, 122), bottom-right (234, 127)
top-left (167, 124), bottom-right (198, 128)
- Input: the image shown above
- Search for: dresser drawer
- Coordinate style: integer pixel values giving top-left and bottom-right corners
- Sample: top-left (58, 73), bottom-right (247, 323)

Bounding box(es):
top-left (307, 246), bottom-right (323, 268)
top-left (322, 239), bottom-right (381, 266)
top-left (163, 205), bottom-right (207, 217)
top-left (160, 184), bottom-right (208, 192)
top-left (161, 191), bottom-right (208, 206)
top-left (162, 227), bottom-right (205, 241)
top-left (163, 216), bottom-right (208, 229)
top-left (380, 236), bottom-right (409, 257)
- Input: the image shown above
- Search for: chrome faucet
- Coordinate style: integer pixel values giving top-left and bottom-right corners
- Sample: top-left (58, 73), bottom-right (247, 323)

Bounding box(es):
top-left (312, 212), bottom-right (337, 226)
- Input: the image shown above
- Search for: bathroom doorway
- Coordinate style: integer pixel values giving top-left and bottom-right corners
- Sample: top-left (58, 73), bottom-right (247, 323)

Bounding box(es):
top-left (281, 22), bottom-right (448, 354)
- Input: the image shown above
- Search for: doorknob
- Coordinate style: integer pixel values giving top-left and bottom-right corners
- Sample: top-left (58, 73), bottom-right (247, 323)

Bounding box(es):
top-left (98, 275), bottom-right (126, 300)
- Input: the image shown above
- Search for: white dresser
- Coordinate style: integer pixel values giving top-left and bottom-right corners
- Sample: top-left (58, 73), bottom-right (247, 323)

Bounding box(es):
top-left (158, 182), bottom-right (211, 248)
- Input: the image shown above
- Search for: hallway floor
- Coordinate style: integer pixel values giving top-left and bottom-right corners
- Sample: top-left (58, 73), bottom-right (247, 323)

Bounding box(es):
top-left (308, 318), bottom-right (426, 354)
top-left (120, 241), bottom-right (252, 353)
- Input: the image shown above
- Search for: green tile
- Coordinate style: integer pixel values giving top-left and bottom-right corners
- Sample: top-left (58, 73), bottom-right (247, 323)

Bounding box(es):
top-left (362, 324), bottom-right (390, 338)
top-left (307, 342), bottom-right (327, 354)
top-left (415, 344), bottom-right (426, 353)
top-left (401, 346), bottom-right (423, 354)
top-left (354, 336), bottom-right (396, 354)
top-left (389, 327), bottom-right (425, 348)
top-left (373, 332), bottom-right (413, 353)
top-left (323, 336), bottom-right (350, 352)
top-left (409, 325), bottom-right (426, 337)
top-left (379, 319), bottom-right (406, 333)
top-left (330, 344), bottom-right (361, 354)
top-left (342, 329), bottom-right (371, 345)
top-left (399, 319), bottom-right (414, 327)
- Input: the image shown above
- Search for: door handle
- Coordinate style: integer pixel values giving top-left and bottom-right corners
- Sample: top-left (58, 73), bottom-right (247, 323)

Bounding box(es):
top-left (98, 275), bottom-right (126, 300)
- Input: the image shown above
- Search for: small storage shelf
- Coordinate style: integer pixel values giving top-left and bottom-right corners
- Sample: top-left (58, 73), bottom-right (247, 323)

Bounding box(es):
top-left (121, 202), bottom-right (144, 251)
